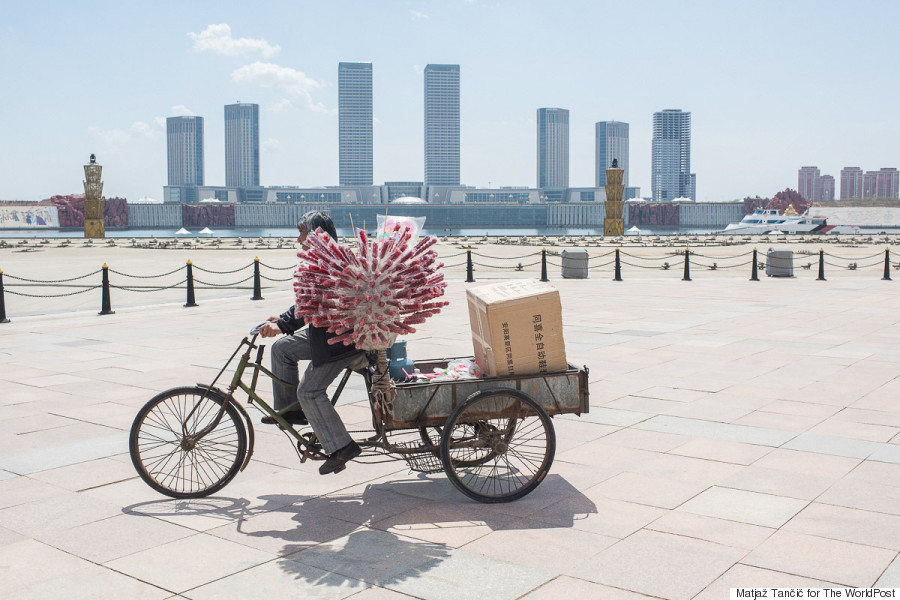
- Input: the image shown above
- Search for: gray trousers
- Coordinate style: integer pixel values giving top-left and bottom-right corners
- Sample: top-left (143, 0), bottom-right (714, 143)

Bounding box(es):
top-left (270, 329), bottom-right (365, 454)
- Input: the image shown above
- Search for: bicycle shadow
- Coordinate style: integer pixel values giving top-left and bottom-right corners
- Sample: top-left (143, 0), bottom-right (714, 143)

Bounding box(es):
top-left (123, 473), bottom-right (596, 589)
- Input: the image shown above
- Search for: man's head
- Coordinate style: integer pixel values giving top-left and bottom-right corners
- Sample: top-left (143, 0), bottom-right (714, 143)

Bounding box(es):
top-left (296, 211), bottom-right (337, 247)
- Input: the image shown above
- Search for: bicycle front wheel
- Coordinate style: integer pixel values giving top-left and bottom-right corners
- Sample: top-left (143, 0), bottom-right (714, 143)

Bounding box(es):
top-left (129, 386), bottom-right (247, 499)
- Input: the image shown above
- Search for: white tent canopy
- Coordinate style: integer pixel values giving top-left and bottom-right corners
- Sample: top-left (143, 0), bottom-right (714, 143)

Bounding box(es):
top-left (175, 228), bottom-right (191, 235)
top-left (198, 227), bottom-right (214, 235)
top-left (626, 226), bottom-right (642, 234)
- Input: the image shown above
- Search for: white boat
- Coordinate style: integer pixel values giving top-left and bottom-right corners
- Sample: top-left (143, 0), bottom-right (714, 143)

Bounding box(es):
top-left (720, 208), bottom-right (861, 235)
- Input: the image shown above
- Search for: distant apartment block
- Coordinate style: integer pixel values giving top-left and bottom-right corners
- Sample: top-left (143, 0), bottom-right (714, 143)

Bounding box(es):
top-left (798, 166), bottom-right (834, 202)
top-left (651, 109), bottom-right (694, 201)
top-left (537, 108), bottom-right (570, 188)
top-left (339, 62), bottom-right (373, 186)
top-left (167, 116), bottom-right (204, 186)
top-left (876, 168), bottom-right (899, 199)
top-left (166, 116), bottom-right (204, 204)
top-left (224, 103), bottom-right (259, 188)
top-left (595, 121), bottom-right (629, 188)
top-left (424, 64), bottom-right (460, 186)
top-left (840, 167), bottom-right (864, 199)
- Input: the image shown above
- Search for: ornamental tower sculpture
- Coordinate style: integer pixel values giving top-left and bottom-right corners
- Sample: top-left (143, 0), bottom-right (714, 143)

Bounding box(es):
top-left (83, 154), bottom-right (105, 238)
top-left (603, 158), bottom-right (625, 236)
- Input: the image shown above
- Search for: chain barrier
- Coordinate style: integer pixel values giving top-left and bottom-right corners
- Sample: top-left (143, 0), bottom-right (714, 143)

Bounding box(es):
top-left (193, 274), bottom-right (255, 287)
top-left (257, 261), bottom-right (297, 271)
top-left (108, 266), bottom-right (184, 279)
top-left (3, 269), bottom-right (102, 284)
top-left (5, 286), bottom-right (98, 298)
top-left (112, 280), bottom-right (188, 293)
top-left (470, 251), bottom-right (543, 260)
top-left (192, 263), bottom-right (254, 275)
top-left (822, 250), bottom-right (885, 261)
top-left (259, 273), bottom-right (294, 282)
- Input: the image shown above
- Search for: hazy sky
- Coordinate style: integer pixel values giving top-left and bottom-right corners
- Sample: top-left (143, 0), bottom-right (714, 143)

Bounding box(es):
top-left (2, 0), bottom-right (898, 203)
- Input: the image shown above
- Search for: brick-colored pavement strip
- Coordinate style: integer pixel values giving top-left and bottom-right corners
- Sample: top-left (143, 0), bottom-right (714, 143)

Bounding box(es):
top-left (1, 254), bottom-right (900, 598)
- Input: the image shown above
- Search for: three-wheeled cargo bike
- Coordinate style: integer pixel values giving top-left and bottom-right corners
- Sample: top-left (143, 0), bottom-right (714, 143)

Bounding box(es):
top-left (129, 325), bottom-right (589, 503)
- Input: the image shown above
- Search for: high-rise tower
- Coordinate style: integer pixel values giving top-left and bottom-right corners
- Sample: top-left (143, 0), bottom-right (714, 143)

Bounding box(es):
top-left (339, 62), bottom-right (373, 186)
top-left (424, 64), bottom-right (460, 186)
top-left (651, 109), bottom-right (694, 201)
top-left (167, 116), bottom-right (204, 186)
top-left (224, 103), bottom-right (259, 188)
top-left (537, 108), bottom-right (570, 189)
top-left (595, 121), bottom-right (629, 188)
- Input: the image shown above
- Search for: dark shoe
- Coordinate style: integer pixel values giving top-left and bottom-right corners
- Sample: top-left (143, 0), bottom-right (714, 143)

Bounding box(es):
top-left (319, 441), bottom-right (361, 475)
top-left (261, 410), bottom-right (308, 426)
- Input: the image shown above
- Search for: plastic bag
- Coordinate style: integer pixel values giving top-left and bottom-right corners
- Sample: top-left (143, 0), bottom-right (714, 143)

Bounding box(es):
top-left (376, 215), bottom-right (426, 246)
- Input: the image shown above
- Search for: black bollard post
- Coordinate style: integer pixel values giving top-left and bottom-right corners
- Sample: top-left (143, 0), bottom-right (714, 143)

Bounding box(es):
top-left (251, 257), bottom-right (264, 300)
top-left (750, 248), bottom-right (759, 281)
top-left (185, 260), bottom-right (198, 307)
top-left (883, 248), bottom-right (892, 281)
top-left (99, 263), bottom-right (114, 315)
top-left (614, 248), bottom-right (622, 282)
top-left (465, 249), bottom-right (475, 282)
top-left (540, 249), bottom-right (549, 282)
top-left (682, 248), bottom-right (691, 281)
top-left (817, 249), bottom-right (826, 281)
top-left (0, 270), bottom-right (10, 324)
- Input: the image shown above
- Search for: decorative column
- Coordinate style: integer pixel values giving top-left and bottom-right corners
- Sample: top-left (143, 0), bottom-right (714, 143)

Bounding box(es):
top-left (83, 154), bottom-right (105, 238)
top-left (603, 158), bottom-right (625, 237)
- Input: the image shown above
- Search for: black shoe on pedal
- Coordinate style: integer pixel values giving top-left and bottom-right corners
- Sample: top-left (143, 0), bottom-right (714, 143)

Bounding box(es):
top-left (261, 411), bottom-right (308, 426)
top-left (319, 441), bottom-right (362, 475)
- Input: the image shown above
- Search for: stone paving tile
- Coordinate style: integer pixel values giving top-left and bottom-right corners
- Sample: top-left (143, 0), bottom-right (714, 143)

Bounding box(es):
top-left (877, 554), bottom-right (900, 587)
top-left (633, 415), bottom-right (795, 447)
top-left (42, 512), bottom-right (197, 564)
top-left (521, 575), bottom-right (658, 600)
top-left (731, 410), bottom-right (823, 432)
top-left (27, 456), bottom-right (137, 491)
top-left (646, 511), bottom-right (775, 551)
top-left (759, 399), bottom-right (842, 419)
top-left (782, 432), bottom-right (886, 459)
top-left (751, 448), bottom-right (861, 479)
top-left (677, 487), bottom-right (808, 528)
top-left (288, 527), bottom-right (553, 600)
top-left (592, 427), bottom-right (692, 452)
top-left (0, 489), bottom-right (122, 538)
top-left (784, 502), bottom-right (900, 551)
top-left (0, 539), bottom-right (99, 596)
top-left (586, 472), bottom-right (708, 509)
top-left (667, 438), bottom-right (772, 465)
top-left (369, 503), bottom-right (519, 548)
top-left (0, 432), bottom-right (127, 475)
top-left (184, 558), bottom-right (367, 600)
top-left (568, 529), bottom-right (746, 600)
top-left (0, 525), bottom-right (26, 548)
top-left (5, 560), bottom-right (171, 600)
top-left (715, 465), bottom-right (837, 500)
top-left (742, 530), bottom-right (896, 587)
top-left (0, 474), bottom-right (67, 509)
top-left (843, 459), bottom-right (900, 487)
top-left (809, 418), bottom-right (899, 443)
top-left (460, 517), bottom-right (618, 574)
top-left (208, 509), bottom-right (365, 556)
top-left (344, 588), bottom-right (419, 600)
top-left (816, 478), bottom-right (900, 515)
top-left (105, 533), bottom-right (275, 594)
top-left (570, 406), bottom-right (652, 427)
top-left (695, 564), bottom-right (838, 599)
top-left (871, 444), bottom-right (900, 464)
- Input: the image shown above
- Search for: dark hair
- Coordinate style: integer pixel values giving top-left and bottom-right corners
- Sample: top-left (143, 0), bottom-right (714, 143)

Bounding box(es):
top-left (297, 211), bottom-right (337, 240)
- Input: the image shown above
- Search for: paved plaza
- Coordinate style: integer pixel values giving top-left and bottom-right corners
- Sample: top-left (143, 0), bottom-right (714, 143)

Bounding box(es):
top-left (1, 256), bottom-right (900, 598)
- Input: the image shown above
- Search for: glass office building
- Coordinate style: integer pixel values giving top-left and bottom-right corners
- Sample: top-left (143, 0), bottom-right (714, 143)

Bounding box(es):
top-left (651, 109), bottom-right (694, 201)
top-left (537, 108), bottom-right (569, 189)
top-left (595, 121), bottom-right (629, 188)
top-left (224, 103), bottom-right (259, 188)
top-left (166, 116), bottom-right (204, 186)
top-left (339, 62), bottom-right (373, 186)
top-left (424, 64), bottom-right (460, 186)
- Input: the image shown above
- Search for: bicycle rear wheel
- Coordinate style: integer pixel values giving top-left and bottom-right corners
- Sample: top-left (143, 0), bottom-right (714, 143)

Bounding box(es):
top-left (440, 389), bottom-right (555, 503)
top-left (129, 386), bottom-right (247, 499)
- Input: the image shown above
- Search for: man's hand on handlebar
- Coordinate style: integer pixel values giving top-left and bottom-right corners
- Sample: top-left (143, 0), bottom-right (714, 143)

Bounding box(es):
top-left (259, 321), bottom-right (282, 338)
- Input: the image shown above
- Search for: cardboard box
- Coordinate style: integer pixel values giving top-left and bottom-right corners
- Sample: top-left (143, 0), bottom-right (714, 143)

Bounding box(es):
top-left (467, 280), bottom-right (567, 377)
